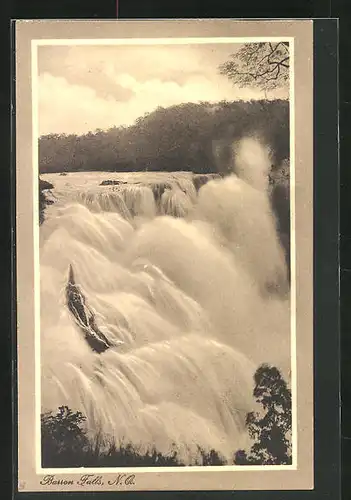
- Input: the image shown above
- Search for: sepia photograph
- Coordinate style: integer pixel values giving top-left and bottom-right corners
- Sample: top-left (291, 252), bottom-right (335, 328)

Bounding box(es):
top-left (15, 19), bottom-right (314, 492)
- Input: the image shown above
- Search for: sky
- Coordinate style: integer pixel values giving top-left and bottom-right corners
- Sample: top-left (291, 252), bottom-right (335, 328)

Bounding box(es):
top-left (37, 43), bottom-right (288, 136)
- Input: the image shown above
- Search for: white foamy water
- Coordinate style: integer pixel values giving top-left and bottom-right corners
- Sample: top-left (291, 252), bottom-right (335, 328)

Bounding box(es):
top-left (40, 138), bottom-right (291, 465)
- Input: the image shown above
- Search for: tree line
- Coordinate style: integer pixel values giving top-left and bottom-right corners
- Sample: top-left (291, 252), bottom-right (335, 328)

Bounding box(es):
top-left (39, 99), bottom-right (289, 175)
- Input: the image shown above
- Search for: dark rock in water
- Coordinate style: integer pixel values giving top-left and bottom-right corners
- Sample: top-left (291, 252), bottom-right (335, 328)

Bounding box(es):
top-left (39, 177), bottom-right (54, 225)
top-left (60, 172), bottom-right (68, 176)
top-left (148, 182), bottom-right (172, 203)
top-left (193, 174), bottom-right (220, 191)
top-left (65, 265), bottom-right (113, 354)
top-left (100, 180), bottom-right (128, 186)
top-left (39, 190), bottom-right (46, 226)
top-left (39, 178), bottom-right (54, 190)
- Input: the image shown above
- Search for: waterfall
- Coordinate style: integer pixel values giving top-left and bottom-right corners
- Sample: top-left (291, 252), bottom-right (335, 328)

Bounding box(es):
top-left (39, 139), bottom-right (290, 465)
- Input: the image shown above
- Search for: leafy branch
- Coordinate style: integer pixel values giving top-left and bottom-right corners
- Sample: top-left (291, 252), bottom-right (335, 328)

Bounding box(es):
top-left (219, 42), bottom-right (290, 91)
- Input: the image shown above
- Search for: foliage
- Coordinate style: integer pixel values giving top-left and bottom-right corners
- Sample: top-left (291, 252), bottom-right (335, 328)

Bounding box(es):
top-left (39, 100), bottom-right (289, 175)
top-left (94, 442), bottom-right (183, 467)
top-left (41, 406), bottom-right (225, 468)
top-left (198, 448), bottom-right (226, 466)
top-left (41, 406), bottom-right (91, 467)
top-left (234, 364), bottom-right (292, 465)
top-left (219, 42), bottom-right (290, 91)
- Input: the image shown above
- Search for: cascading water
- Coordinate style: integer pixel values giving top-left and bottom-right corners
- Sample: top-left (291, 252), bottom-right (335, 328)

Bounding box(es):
top-left (40, 138), bottom-right (290, 466)
top-left (160, 188), bottom-right (194, 218)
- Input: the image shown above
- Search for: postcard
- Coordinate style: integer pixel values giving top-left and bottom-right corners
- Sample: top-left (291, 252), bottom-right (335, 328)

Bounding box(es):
top-left (15, 19), bottom-right (314, 492)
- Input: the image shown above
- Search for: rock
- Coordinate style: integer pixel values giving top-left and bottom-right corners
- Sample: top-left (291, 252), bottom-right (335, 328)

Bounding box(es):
top-left (39, 177), bottom-right (55, 225)
top-left (100, 180), bottom-right (127, 186)
top-left (39, 178), bottom-right (54, 190)
top-left (66, 265), bottom-right (113, 354)
top-left (193, 173), bottom-right (220, 191)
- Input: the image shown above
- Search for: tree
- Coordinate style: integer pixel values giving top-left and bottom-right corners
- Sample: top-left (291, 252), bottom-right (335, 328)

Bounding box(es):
top-left (234, 364), bottom-right (292, 465)
top-left (219, 42), bottom-right (290, 91)
top-left (41, 406), bottom-right (90, 467)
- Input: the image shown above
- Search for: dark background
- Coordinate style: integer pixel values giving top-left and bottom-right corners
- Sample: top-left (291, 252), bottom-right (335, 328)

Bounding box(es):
top-left (2, 1), bottom-right (346, 499)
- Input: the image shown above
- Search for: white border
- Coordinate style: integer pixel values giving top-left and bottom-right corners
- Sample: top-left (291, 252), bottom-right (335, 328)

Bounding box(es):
top-left (34, 36), bottom-right (292, 46)
top-left (31, 36), bottom-right (296, 475)
top-left (289, 39), bottom-right (298, 468)
top-left (31, 39), bottom-right (42, 474)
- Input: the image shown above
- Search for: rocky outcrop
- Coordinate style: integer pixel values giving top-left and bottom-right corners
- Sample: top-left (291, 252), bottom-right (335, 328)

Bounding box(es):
top-left (65, 265), bottom-right (113, 354)
top-left (39, 178), bottom-right (54, 191)
top-left (39, 177), bottom-right (54, 225)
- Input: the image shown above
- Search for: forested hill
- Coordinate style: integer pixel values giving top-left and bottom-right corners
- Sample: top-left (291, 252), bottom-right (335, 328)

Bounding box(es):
top-left (39, 99), bottom-right (289, 174)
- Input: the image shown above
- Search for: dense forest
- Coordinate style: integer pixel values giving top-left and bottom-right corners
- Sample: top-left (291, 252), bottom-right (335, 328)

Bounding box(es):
top-left (39, 99), bottom-right (289, 174)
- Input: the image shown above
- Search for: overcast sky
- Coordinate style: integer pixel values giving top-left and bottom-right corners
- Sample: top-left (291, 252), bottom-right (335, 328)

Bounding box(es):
top-left (37, 44), bottom-right (288, 136)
